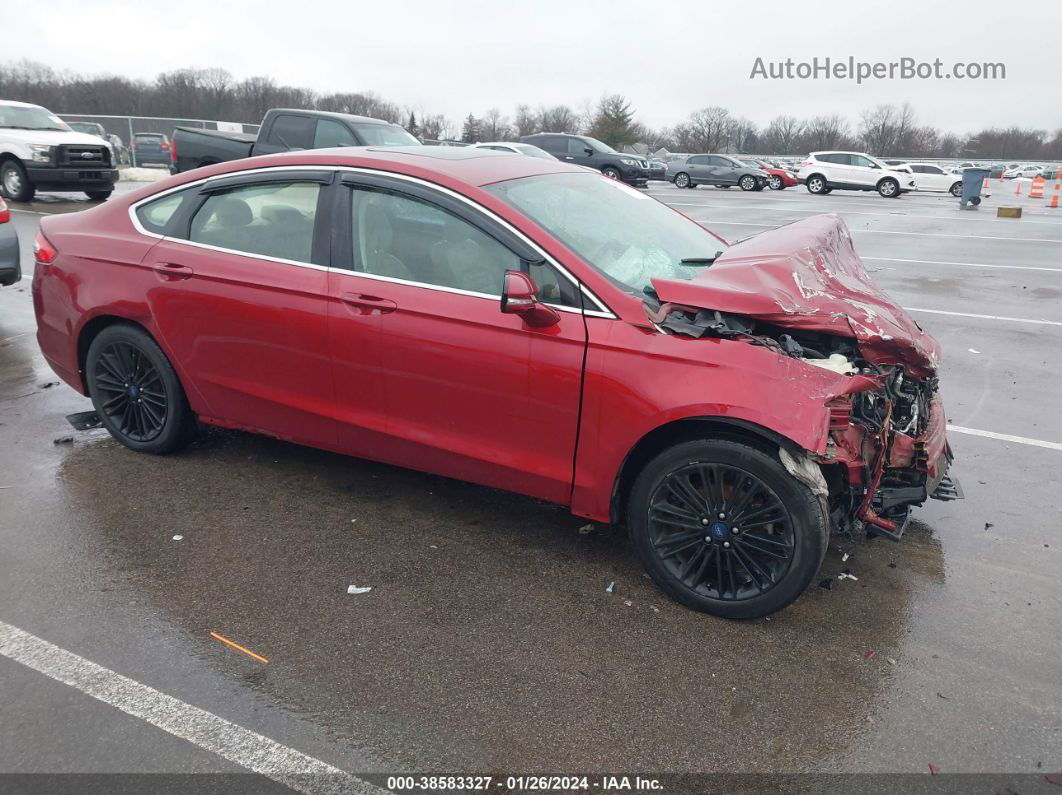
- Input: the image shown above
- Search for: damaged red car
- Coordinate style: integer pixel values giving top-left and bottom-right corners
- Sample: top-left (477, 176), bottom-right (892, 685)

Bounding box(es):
top-left (32, 147), bottom-right (960, 618)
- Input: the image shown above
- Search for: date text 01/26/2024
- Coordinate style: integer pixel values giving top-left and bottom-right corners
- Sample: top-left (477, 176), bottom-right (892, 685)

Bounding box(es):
top-left (386, 776), bottom-right (663, 791)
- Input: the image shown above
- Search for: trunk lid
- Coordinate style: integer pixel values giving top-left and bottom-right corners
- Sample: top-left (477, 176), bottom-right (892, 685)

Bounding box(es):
top-left (650, 214), bottom-right (940, 374)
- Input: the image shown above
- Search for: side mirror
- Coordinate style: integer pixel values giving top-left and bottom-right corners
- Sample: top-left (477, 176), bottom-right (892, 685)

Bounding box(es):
top-left (584, 147), bottom-right (594, 156)
top-left (500, 270), bottom-right (560, 328)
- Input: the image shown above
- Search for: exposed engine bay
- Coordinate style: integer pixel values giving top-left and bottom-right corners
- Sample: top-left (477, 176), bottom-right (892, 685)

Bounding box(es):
top-left (646, 302), bottom-right (962, 540)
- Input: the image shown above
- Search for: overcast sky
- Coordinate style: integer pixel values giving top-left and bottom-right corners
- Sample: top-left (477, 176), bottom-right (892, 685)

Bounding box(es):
top-left (4, 0), bottom-right (1059, 135)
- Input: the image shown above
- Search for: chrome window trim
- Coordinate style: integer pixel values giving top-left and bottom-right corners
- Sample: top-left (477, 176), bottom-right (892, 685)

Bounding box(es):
top-left (127, 164), bottom-right (616, 318)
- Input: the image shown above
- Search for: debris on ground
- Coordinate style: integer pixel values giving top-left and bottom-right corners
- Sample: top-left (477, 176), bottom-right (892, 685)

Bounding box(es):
top-left (936, 691), bottom-right (949, 700)
top-left (863, 649), bottom-right (876, 660)
top-left (887, 658), bottom-right (897, 665)
top-left (66, 411), bottom-right (102, 430)
top-left (605, 581), bottom-right (615, 594)
top-left (968, 349), bottom-right (981, 354)
top-left (985, 522), bottom-right (994, 530)
top-left (172, 534), bottom-right (184, 541)
top-left (837, 571), bottom-right (859, 582)
top-left (819, 578), bottom-right (834, 590)
top-left (888, 563), bottom-right (897, 568)
top-left (39, 381), bottom-right (59, 389)
top-left (346, 585), bottom-right (372, 595)
top-left (209, 631), bottom-right (270, 664)
top-left (841, 552), bottom-right (849, 562)
top-left (623, 600), bottom-right (633, 607)
top-left (578, 523), bottom-right (594, 535)
top-left (928, 763), bottom-right (940, 776)
top-left (52, 436), bottom-right (73, 445)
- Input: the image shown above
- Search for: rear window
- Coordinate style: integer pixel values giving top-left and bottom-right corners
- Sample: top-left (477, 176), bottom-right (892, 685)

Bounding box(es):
top-left (350, 123), bottom-right (419, 146)
top-left (268, 114), bottom-right (315, 149)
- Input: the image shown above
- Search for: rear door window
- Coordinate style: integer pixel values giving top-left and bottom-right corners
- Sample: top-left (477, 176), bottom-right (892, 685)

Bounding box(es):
top-left (267, 115), bottom-right (315, 150)
top-left (189, 182), bottom-right (321, 263)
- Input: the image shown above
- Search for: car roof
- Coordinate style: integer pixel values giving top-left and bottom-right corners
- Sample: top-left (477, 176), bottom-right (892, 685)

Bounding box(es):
top-left (161, 145), bottom-right (583, 189)
top-left (0, 99), bottom-right (44, 108)
top-left (269, 108), bottom-right (399, 126)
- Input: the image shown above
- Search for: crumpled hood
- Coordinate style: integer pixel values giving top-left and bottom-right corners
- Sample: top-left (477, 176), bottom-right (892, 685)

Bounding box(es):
top-left (650, 213), bottom-right (940, 374)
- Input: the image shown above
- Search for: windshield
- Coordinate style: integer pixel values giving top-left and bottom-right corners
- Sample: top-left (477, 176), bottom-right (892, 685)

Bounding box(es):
top-left (0, 104), bottom-right (70, 131)
top-left (583, 136), bottom-right (616, 154)
top-left (352, 124), bottom-right (421, 146)
top-left (515, 144), bottom-right (556, 160)
top-left (486, 171), bottom-right (729, 297)
top-left (739, 159), bottom-right (760, 168)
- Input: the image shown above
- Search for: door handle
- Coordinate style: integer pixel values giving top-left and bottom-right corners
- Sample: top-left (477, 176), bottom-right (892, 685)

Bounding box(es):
top-left (340, 292), bottom-right (397, 314)
top-left (152, 262), bottom-right (194, 281)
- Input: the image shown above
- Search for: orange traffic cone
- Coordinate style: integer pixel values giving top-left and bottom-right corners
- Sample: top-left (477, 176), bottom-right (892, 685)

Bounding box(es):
top-left (1049, 183), bottom-right (1060, 209)
top-left (1014, 179), bottom-right (1023, 196)
top-left (1030, 176), bottom-right (1045, 198)
top-left (982, 177), bottom-right (990, 193)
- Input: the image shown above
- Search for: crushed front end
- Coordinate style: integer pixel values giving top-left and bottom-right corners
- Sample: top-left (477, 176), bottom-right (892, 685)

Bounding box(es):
top-left (645, 213), bottom-right (966, 541)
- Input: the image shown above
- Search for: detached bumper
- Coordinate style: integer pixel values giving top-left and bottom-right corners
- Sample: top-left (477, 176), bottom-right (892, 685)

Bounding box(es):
top-left (26, 166), bottom-right (118, 191)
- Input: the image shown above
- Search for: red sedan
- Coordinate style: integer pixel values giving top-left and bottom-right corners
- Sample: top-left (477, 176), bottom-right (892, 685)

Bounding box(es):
top-left (32, 147), bottom-right (958, 618)
top-left (737, 157), bottom-right (801, 190)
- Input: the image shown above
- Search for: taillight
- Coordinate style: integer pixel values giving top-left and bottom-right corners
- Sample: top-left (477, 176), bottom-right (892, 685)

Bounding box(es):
top-left (170, 141), bottom-right (177, 163)
top-left (34, 231), bottom-right (57, 264)
top-left (0, 197), bottom-right (9, 224)
top-left (160, 141), bottom-right (170, 151)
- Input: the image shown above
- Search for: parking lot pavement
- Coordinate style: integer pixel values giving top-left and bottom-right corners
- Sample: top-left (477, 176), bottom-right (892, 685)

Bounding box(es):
top-left (1, 186), bottom-right (1061, 782)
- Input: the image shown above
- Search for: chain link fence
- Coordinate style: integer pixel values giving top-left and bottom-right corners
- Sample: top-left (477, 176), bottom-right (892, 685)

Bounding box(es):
top-left (57, 114), bottom-right (260, 167)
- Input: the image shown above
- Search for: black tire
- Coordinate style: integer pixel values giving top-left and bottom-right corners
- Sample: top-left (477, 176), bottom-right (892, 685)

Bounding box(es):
top-left (0, 159), bottom-right (35, 202)
top-left (628, 439), bottom-right (828, 619)
top-left (806, 174), bottom-right (828, 194)
top-left (85, 190), bottom-right (113, 201)
top-left (86, 324), bottom-right (198, 454)
top-left (768, 175), bottom-right (784, 190)
top-left (673, 172), bottom-right (691, 189)
top-left (739, 175), bottom-right (757, 191)
top-left (949, 181), bottom-right (963, 198)
top-left (877, 178), bottom-right (900, 198)
top-left (601, 166), bottom-right (621, 180)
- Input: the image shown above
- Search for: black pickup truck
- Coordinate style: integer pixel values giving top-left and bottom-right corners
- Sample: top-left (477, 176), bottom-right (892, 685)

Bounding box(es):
top-left (172, 108), bottom-right (421, 173)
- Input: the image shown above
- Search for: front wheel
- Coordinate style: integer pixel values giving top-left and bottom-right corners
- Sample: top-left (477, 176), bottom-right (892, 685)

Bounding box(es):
top-left (628, 439), bottom-right (828, 619)
top-left (86, 324), bottom-right (198, 455)
top-left (768, 175), bottom-right (784, 190)
top-left (878, 178), bottom-right (900, 198)
top-left (673, 172), bottom-right (691, 189)
top-left (950, 181), bottom-right (963, 197)
top-left (0, 159), bottom-right (35, 202)
top-left (86, 190), bottom-right (112, 201)
top-left (601, 166), bottom-right (621, 180)
top-left (739, 175), bottom-right (757, 191)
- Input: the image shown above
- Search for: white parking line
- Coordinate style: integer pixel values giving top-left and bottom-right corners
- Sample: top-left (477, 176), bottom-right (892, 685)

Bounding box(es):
top-left (0, 620), bottom-right (383, 795)
top-left (904, 307), bottom-right (1062, 326)
top-left (864, 256), bottom-right (1062, 274)
top-left (663, 200), bottom-right (1062, 226)
top-left (948, 425), bottom-right (1062, 451)
top-left (688, 217), bottom-right (1062, 243)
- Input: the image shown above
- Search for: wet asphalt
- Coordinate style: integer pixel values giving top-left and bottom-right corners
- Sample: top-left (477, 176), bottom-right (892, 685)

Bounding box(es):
top-left (0, 176), bottom-right (1059, 782)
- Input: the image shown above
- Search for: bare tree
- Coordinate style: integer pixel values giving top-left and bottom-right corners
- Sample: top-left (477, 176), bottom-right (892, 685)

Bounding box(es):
top-left (761, 115), bottom-right (805, 154)
top-left (802, 115), bottom-right (853, 151)
top-left (481, 108), bottom-right (510, 141)
top-left (537, 104), bottom-right (579, 133)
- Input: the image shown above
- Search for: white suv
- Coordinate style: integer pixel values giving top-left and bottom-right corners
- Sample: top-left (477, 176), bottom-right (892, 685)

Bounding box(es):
top-left (797, 151), bottom-right (916, 198)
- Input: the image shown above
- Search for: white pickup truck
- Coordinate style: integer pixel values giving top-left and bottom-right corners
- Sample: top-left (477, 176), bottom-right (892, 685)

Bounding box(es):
top-left (0, 99), bottom-right (119, 202)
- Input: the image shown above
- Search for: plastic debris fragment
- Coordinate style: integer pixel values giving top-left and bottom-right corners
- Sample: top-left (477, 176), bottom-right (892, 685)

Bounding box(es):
top-left (346, 585), bottom-right (372, 595)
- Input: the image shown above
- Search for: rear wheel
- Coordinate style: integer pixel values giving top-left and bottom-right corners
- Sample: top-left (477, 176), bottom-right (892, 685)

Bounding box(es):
top-left (949, 181), bottom-right (963, 197)
top-left (85, 190), bottom-right (112, 201)
top-left (877, 178), bottom-right (900, 198)
top-left (0, 159), bottom-right (35, 202)
top-left (628, 439), bottom-right (828, 619)
top-left (806, 174), bottom-right (828, 195)
top-left (86, 324), bottom-right (198, 455)
top-left (673, 172), bottom-right (691, 189)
